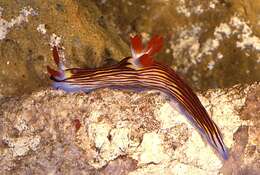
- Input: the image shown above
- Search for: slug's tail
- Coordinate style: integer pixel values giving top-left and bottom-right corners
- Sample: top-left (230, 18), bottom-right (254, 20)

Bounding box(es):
top-left (206, 121), bottom-right (229, 160)
top-left (197, 117), bottom-right (229, 160)
top-left (174, 99), bottom-right (229, 160)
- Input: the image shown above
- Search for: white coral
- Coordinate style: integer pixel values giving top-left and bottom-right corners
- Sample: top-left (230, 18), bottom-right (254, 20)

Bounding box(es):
top-left (0, 6), bottom-right (36, 40)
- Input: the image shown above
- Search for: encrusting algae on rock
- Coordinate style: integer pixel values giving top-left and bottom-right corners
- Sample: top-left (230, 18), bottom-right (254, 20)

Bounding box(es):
top-left (0, 83), bottom-right (259, 174)
top-left (0, 1), bottom-right (129, 96)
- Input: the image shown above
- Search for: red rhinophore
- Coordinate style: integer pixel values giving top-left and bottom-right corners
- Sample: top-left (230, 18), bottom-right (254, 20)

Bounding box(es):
top-left (52, 46), bottom-right (60, 66)
top-left (47, 65), bottom-right (61, 77)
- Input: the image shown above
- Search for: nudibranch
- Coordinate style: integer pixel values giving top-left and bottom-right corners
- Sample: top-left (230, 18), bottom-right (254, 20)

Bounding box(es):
top-left (47, 35), bottom-right (228, 160)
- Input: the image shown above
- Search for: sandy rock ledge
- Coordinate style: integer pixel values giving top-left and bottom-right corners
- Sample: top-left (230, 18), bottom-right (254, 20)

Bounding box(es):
top-left (0, 83), bottom-right (259, 175)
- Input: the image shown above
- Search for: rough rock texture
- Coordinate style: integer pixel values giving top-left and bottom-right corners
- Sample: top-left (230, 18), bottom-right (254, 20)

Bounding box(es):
top-left (0, 0), bottom-right (129, 96)
top-left (0, 83), bottom-right (259, 174)
top-left (95, 0), bottom-right (260, 90)
top-left (0, 0), bottom-right (259, 96)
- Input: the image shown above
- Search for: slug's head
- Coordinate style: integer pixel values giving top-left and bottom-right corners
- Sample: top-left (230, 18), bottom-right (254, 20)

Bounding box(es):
top-left (47, 46), bottom-right (68, 82)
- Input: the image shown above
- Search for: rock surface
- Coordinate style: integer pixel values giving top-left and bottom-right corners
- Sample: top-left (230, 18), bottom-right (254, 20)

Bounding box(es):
top-left (95, 0), bottom-right (260, 90)
top-left (0, 0), bottom-right (129, 96)
top-left (0, 83), bottom-right (259, 174)
top-left (0, 0), bottom-right (259, 96)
